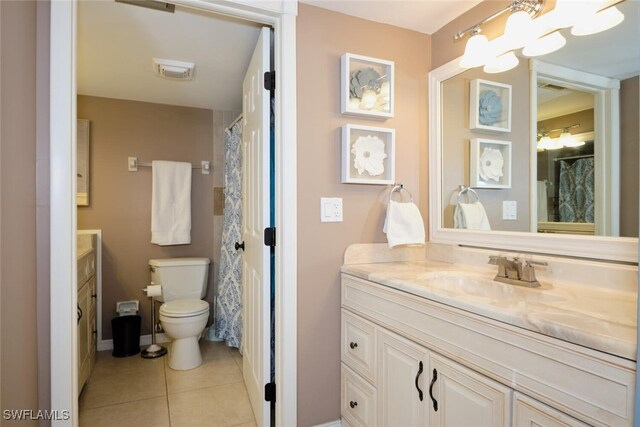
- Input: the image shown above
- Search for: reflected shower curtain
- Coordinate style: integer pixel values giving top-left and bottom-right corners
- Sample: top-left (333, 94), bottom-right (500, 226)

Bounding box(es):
top-left (215, 120), bottom-right (243, 349)
top-left (559, 158), bottom-right (594, 223)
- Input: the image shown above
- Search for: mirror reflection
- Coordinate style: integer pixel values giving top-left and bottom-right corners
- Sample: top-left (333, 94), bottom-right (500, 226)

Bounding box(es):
top-left (441, 0), bottom-right (639, 237)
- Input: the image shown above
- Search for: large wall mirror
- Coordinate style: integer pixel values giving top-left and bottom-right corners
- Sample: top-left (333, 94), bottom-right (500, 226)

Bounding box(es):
top-left (429, 0), bottom-right (638, 262)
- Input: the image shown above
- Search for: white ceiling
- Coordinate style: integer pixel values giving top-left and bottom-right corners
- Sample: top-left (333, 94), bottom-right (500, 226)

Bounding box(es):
top-left (77, 1), bottom-right (262, 111)
top-left (299, 0), bottom-right (483, 34)
top-left (537, 87), bottom-right (594, 121)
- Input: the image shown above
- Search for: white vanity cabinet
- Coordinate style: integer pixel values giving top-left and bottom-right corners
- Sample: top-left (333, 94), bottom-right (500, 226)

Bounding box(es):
top-left (77, 240), bottom-right (97, 395)
top-left (341, 273), bottom-right (636, 426)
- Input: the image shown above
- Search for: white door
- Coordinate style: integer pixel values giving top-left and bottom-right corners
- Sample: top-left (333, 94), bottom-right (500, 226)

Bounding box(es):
top-left (429, 353), bottom-right (511, 427)
top-left (241, 26), bottom-right (272, 427)
top-left (377, 329), bottom-right (430, 426)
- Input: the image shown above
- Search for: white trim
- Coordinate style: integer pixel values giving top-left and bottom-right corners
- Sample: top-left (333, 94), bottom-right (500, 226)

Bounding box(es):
top-left (313, 420), bottom-right (342, 427)
top-left (50, 1), bottom-right (78, 426)
top-left (50, 2), bottom-right (297, 426)
top-left (428, 57), bottom-right (637, 264)
top-left (97, 333), bottom-right (170, 352)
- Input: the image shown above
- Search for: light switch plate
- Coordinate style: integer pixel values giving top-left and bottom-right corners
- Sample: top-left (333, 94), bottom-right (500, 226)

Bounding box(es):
top-left (320, 197), bottom-right (343, 222)
top-left (503, 201), bottom-right (517, 220)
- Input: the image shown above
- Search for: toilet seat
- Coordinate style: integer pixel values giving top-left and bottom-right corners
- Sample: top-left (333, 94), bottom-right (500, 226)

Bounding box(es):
top-left (159, 299), bottom-right (209, 318)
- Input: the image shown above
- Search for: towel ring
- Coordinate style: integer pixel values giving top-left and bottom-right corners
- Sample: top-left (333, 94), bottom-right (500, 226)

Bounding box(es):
top-left (389, 183), bottom-right (414, 203)
top-left (456, 185), bottom-right (479, 204)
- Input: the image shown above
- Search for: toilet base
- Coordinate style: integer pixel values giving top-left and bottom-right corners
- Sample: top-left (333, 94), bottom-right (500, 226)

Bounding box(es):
top-left (168, 336), bottom-right (203, 370)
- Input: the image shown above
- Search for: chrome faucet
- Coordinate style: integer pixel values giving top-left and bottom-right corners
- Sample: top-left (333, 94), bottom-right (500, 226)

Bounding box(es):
top-left (488, 256), bottom-right (547, 288)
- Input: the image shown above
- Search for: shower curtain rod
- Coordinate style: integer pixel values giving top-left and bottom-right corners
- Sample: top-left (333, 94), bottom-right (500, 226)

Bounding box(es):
top-left (553, 154), bottom-right (594, 162)
top-left (225, 114), bottom-right (243, 132)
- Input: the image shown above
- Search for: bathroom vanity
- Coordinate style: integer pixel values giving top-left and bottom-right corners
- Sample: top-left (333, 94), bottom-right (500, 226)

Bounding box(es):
top-left (340, 244), bottom-right (637, 427)
top-left (77, 232), bottom-right (98, 394)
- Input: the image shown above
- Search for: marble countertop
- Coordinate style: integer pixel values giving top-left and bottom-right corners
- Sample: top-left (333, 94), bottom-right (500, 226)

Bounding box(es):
top-left (342, 260), bottom-right (638, 361)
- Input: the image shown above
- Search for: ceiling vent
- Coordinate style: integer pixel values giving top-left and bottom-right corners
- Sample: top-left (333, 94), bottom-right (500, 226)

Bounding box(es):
top-left (153, 58), bottom-right (195, 81)
top-left (538, 82), bottom-right (566, 91)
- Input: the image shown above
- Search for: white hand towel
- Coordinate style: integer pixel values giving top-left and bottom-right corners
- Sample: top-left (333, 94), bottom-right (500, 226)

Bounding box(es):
top-left (151, 160), bottom-right (192, 245)
top-left (454, 202), bottom-right (491, 230)
top-left (383, 200), bottom-right (425, 249)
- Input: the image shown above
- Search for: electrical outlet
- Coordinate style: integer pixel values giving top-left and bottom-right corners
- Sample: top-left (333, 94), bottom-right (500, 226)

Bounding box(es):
top-left (320, 197), bottom-right (343, 222)
top-left (503, 201), bottom-right (517, 220)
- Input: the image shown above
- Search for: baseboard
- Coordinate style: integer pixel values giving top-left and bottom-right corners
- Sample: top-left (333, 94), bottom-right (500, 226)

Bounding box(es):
top-left (313, 420), bottom-right (342, 427)
top-left (97, 333), bottom-right (169, 352)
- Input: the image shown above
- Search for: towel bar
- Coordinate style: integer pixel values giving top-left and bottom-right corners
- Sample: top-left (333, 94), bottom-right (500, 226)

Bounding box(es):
top-left (456, 185), bottom-right (480, 203)
top-left (389, 183), bottom-right (414, 202)
top-left (127, 157), bottom-right (210, 175)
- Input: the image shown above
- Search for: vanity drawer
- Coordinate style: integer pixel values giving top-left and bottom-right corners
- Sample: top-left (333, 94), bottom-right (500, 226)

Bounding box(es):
top-left (342, 364), bottom-right (376, 427)
top-left (514, 393), bottom-right (589, 427)
top-left (342, 309), bottom-right (376, 383)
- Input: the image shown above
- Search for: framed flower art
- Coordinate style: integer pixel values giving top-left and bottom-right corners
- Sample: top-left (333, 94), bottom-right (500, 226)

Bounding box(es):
top-left (469, 79), bottom-right (512, 133)
top-left (342, 124), bottom-right (395, 185)
top-left (470, 138), bottom-right (512, 189)
top-left (341, 53), bottom-right (394, 119)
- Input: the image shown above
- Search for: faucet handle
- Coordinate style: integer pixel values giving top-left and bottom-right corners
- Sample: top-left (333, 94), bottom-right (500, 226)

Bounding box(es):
top-left (525, 259), bottom-right (548, 267)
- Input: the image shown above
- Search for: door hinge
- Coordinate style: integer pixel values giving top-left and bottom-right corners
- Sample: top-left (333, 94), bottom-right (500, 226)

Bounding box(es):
top-left (264, 71), bottom-right (275, 91)
top-left (265, 382), bottom-right (276, 402)
top-left (264, 227), bottom-right (276, 247)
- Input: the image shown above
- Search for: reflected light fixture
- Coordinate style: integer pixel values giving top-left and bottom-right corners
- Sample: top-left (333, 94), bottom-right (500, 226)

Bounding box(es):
top-left (559, 128), bottom-right (585, 147)
top-left (455, 0), bottom-right (627, 74)
top-left (571, 6), bottom-right (625, 36)
top-left (460, 27), bottom-right (491, 68)
top-left (484, 51), bottom-right (519, 74)
top-left (522, 31), bottom-right (566, 57)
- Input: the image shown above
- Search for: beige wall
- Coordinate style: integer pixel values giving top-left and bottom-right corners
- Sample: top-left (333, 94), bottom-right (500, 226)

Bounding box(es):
top-left (1, 1), bottom-right (40, 424)
top-left (620, 76), bottom-right (639, 238)
top-left (77, 96), bottom-right (215, 339)
top-left (296, 4), bottom-right (430, 425)
top-left (441, 61), bottom-right (531, 231)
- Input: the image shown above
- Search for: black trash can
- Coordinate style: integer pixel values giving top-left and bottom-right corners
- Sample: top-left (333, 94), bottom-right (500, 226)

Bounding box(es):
top-left (111, 315), bottom-right (141, 357)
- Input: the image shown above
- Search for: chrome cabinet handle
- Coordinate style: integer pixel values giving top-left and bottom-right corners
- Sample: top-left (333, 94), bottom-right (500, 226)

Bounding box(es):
top-left (349, 401), bottom-right (357, 409)
top-left (429, 368), bottom-right (438, 411)
top-left (415, 361), bottom-right (424, 401)
top-left (349, 342), bottom-right (358, 349)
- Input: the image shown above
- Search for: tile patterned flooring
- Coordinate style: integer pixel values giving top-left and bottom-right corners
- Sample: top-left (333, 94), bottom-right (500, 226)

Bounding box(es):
top-left (79, 340), bottom-right (256, 427)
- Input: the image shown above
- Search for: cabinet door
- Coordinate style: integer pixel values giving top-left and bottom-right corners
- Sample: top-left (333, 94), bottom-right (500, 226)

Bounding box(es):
top-left (77, 283), bottom-right (90, 392)
top-left (429, 354), bottom-right (511, 427)
top-left (513, 393), bottom-right (589, 427)
top-left (377, 329), bottom-right (429, 427)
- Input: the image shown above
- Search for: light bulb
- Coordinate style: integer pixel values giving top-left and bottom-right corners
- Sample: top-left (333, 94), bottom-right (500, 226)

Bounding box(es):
top-left (483, 51), bottom-right (519, 74)
top-left (459, 33), bottom-right (490, 68)
top-left (538, 136), bottom-right (556, 150)
top-left (571, 6), bottom-right (624, 36)
top-left (523, 32), bottom-right (567, 57)
top-left (360, 89), bottom-right (377, 110)
top-left (559, 131), bottom-right (584, 147)
top-left (546, 0), bottom-right (598, 29)
top-left (379, 81), bottom-right (390, 103)
top-left (504, 10), bottom-right (535, 49)
top-left (546, 138), bottom-right (565, 150)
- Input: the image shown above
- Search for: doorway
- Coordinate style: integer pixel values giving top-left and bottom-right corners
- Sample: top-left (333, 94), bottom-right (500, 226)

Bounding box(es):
top-left (49, 1), bottom-right (297, 426)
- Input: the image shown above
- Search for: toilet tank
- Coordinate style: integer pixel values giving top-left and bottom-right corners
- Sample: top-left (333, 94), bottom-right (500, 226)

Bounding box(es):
top-left (149, 258), bottom-right (210, 303)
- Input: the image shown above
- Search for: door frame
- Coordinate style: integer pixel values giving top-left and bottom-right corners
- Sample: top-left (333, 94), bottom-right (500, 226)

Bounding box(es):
top-left (49, 1), bottom-right (298, 425)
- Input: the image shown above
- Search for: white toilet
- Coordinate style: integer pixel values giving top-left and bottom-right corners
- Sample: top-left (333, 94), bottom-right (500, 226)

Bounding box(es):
top-left (149, 257), bottom-right (211, 370)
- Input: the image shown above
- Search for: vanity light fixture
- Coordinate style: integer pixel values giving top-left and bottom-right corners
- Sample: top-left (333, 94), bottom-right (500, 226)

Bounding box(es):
top-left (536, 124), bottom-right (582, 151)
top-left (456, 0), bottom-right (627, 73)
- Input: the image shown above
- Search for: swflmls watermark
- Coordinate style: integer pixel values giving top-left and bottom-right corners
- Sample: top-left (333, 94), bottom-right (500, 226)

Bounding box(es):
top-left (3, 409), bottom-right (70, 421)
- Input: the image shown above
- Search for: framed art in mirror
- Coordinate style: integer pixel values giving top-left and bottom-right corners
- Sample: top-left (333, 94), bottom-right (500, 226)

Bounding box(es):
top-left (77, 119), bottom-right (90, 206)
top-left (341, 53), bottom-right (394, 119)
top-left (470, 138), bottom-right (512, 189)
top-left (342, 124), bottom-right (395, 185)
top-left (470, 79), bottom-right (512, 133)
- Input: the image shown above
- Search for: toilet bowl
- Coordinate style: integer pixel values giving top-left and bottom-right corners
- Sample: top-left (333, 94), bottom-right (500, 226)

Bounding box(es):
top-left (159, 299), bottom-right (209, 370)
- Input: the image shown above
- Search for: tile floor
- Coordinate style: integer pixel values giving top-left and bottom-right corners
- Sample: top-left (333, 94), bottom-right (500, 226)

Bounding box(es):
top-left (79, 340), bottom-right (256, 427)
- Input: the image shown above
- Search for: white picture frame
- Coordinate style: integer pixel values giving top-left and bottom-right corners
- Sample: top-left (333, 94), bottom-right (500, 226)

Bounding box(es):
top-left (470, 138), bottom-right (512, 189)
top-left (341, 53), bottom-right (394, 119)
top-left (469, 79), bottom-right (512, 133)
top-left (77, 119), bottom-right (90, 206)
top-left (342, 124), bottom-right (395, 185)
